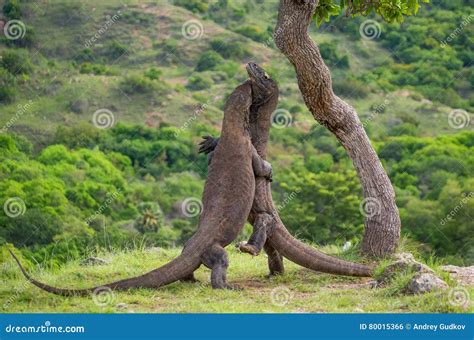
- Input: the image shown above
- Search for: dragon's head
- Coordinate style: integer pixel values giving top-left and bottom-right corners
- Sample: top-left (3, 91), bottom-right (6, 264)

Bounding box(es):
top-left (246, 62), bottom-right (278, 107)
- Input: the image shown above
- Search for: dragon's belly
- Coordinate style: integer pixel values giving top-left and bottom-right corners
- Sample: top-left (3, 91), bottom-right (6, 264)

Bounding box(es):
top-left (200, 149), bottom-right (255, 246)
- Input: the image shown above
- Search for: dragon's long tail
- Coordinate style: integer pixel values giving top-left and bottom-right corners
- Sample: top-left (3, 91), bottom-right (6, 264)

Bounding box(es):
top-left (268, 228), bottom-right (373, 277)
top-left (9, 249), bottom-right (201, 296)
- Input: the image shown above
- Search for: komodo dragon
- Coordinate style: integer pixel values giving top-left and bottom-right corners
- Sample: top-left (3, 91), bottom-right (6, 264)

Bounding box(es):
top-left (9, 79), bottom-right (273, 295)
top-left (199, 62), bottom-right (373, 277)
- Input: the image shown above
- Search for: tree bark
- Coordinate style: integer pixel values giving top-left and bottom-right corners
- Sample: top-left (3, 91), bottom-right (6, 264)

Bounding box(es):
top-left (246, 80), bottom-right (372, 277)
top-left (274, 0), bottom-right (400, 257)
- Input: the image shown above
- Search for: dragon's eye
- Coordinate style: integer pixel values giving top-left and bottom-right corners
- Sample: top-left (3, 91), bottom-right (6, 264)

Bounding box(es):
top-left (264, 72), bottom-right (270, 79)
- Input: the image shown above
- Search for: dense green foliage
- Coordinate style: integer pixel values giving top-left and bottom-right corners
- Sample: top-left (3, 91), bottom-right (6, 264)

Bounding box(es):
top-left (0, 0), bottom-right (472, 266)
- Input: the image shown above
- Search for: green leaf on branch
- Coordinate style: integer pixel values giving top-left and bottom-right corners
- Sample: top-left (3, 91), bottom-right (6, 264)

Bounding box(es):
top-left (313, 0), bottom-right (430, 26)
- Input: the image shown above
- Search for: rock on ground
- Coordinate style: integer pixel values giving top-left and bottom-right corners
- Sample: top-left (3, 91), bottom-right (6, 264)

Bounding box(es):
top-left (441, 265), bottom-right (474, 286)
top-left (377, 252), bottom-right (433, 284)
top-left (79, 257), bottom-right (110, 266)
top-left (404, 272), bottom-right (448, 294)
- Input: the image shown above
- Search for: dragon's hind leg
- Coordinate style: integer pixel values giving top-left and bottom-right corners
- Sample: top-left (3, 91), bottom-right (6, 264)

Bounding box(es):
top-left (264, 242), bottom-right (284, 276)
top-left (180, 272), bottom-right (199, 283)
top-left (201, 244), bottom-right (238, 289)
top-left (238, 212), bottom-right (272, 256)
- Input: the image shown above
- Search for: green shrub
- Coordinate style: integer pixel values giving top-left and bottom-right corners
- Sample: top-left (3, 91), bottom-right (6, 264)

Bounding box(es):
top-left (319, 42), bottom-right (349, 69)
top-left (290, 104), bottom-right (304, 114)
top-left (215, 61), bottom-right (239, 78)
top-left (76, 48), bottom-right (94, 63)
top-left (388, 123), bottom-right (419, 136)
top-left (174, 0), bottom-right (209, 13)
top-left (121, 10), bottom-right (155, 26)
top-left (235, 25), bottom-right (266, 42)
top-left (332, 78), bottom-right (370, 98)
top-left (120, 75), bottom-right (157, 94)
top-left (0, 49), bottom-right (33, 75)
top-left (0, 68), bottom-right (16, 103)
top-left (103, 41), bottom-right (128, 60)
top-left (210, 38), bottom-right (249, 59)
top-left (3, 0), bottom-right (22, 19)
top-left (186, 75), bottom-right (213, 91)
top-left (79, 63), bottom-right (111, 75)
top-left (195, 51), bottom-right (223, 72)
top-left (144, 67), bottom-right (162, 80)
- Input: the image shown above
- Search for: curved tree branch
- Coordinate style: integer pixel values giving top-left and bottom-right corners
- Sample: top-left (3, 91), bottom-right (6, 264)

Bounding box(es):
top-left (273, 0), bottom-right (400, 256)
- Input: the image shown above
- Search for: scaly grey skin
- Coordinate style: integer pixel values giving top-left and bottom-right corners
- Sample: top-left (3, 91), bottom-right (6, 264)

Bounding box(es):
top-left (9, 79), bottom-right (273, 295)
top-left (199, 63), bottom-right (373, 277)
top-left (200, 62), bottom-right (284, 275)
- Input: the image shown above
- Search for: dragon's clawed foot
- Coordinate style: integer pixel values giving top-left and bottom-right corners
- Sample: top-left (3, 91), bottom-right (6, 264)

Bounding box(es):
top-left (237, 241), bottom-right (260, 256)
top-left (224, 283), bottom-right (243, 291)
top-left (262, 160), bottom-right (273, 182)
top-left (198, 135), bottom-right (217, 154)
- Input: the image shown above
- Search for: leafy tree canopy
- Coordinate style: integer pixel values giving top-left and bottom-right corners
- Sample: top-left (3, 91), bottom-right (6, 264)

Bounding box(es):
top-left (315, 0), bottom-right (430, 25)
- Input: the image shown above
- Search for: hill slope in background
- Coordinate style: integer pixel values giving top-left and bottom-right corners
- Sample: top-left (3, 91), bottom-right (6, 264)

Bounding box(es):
top-left (0, 0), bottom-right (471, 136)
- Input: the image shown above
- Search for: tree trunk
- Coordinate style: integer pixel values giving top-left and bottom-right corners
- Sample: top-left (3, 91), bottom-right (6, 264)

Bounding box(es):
top-left (274, 0), bottom-right (400, 257)
top-left (247, 76), bottom-right (373, 277)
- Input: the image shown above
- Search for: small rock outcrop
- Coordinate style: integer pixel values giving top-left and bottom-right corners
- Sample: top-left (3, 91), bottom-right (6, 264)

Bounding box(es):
top-left (441, 265), bottom-right (474, 286)
top-left (377, 252), bottom-right (449, 294)
top-left (79, 257), bottom-right (110, 266)
top-left (404, 272), bottom-right (448, 294)
top-left (377, 252), bottom-right (433, 284)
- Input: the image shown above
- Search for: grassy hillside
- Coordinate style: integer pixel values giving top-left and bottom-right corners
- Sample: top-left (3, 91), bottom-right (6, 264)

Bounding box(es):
top-left (1, 245), bottom-right (472, 313)
top-left (0, 0), bottom-right (469, 137)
